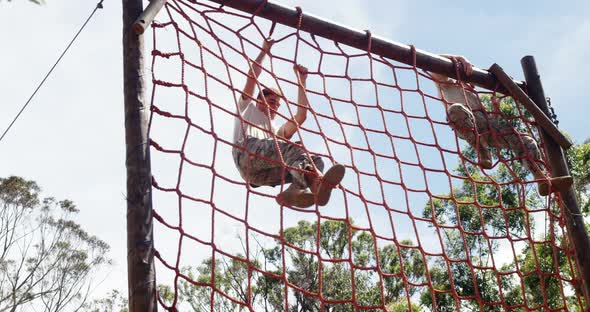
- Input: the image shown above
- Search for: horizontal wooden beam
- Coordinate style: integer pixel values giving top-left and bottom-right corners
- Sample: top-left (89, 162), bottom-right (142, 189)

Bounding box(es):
top-left (206, 0), bottom-right (524, 93)
top-left (489, 63), bottom-right (573, 149)
top-left (133, 0), bottom-right (167, 34)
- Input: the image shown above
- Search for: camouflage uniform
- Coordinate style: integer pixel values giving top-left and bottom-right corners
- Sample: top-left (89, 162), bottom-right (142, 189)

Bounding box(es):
top-left (232, 137), bottom-right (324, 189)
top-left (233, 97), bottom-right (324, 190)
top-left (440, 83), bottom-right (547, 180)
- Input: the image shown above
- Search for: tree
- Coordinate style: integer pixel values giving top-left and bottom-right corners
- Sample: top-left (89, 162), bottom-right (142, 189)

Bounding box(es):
top-left (178, 256), bottom-right (258, 311)
top-left (566, 138), bottom-right (590, 217)
top-left (166, 219), bottom-right (425, 311)
top-left (0, 176), bottom-right (111, 311)
top-left (81, 289), bottom-right (128, 312)
top-left (157, 145), bottom-right (586, 311)
top-left (419, 96), bottom-right (586, 311)
top-left (147, 95), bottom-right (588, 311)
top-left (420, 136), bottom-right (533, 309)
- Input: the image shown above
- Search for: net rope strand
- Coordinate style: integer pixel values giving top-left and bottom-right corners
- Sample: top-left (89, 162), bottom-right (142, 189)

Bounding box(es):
top-left (146, 0), bottom-right (587, 311)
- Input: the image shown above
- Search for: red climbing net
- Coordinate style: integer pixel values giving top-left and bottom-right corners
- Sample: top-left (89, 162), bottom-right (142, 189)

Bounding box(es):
top-left (147, 0), bottom-right (586, 310)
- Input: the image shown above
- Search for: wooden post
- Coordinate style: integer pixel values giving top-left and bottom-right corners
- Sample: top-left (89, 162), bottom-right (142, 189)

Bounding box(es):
top-left (521, 56), bottom-right (590, 304)
top-left (123, 0), bottom-right (158, 310)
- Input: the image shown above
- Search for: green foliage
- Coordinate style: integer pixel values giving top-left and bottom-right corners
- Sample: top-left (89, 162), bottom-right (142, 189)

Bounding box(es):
top-left (157, 137), bottom-right (589, 311)
top-left (173, 256), bottom-right (257, 311)
top-left (0, 176), bottom-right (112, 311)
top-left (379, 240), bottom-right (426, 303)
top-left (418, 94), bottom-right (585, 311)
top-left (151, 97), bottom-right (589, 311)
top-left (419, 157), bottom-right (583, 312)
top-left (566, 138), bottom-right (590, 215)
top-left (387, 300), bottom-right (422, 312)
top-left (81, 289), bottom-right (128, 312)
top-left (520, 241), bottom-right (569, 309)
top-left (167, 219), bottom-right (426, 311)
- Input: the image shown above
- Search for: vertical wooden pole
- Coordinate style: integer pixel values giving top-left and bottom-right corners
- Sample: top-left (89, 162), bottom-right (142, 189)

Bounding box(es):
top-left (522, 56), bottom-right (590, 304)
top-left (123, 0), bottom-right (157, 310)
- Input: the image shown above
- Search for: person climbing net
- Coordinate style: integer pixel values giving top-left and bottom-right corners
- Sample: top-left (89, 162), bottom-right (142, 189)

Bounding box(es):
top-left (428, 55), bottom-right (572, 196)
top-left (232, 39), bottom-right (346, 208)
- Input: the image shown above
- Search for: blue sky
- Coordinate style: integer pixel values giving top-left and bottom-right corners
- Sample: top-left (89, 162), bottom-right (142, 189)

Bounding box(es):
top-left (0, 0), bottom-right (588, 305)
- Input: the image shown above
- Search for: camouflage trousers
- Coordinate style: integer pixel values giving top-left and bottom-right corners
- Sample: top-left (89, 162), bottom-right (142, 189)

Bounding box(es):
top-left (232, 136), bottom-right (325, 189)
top-left (447, 103), bottom-right (547, 179)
